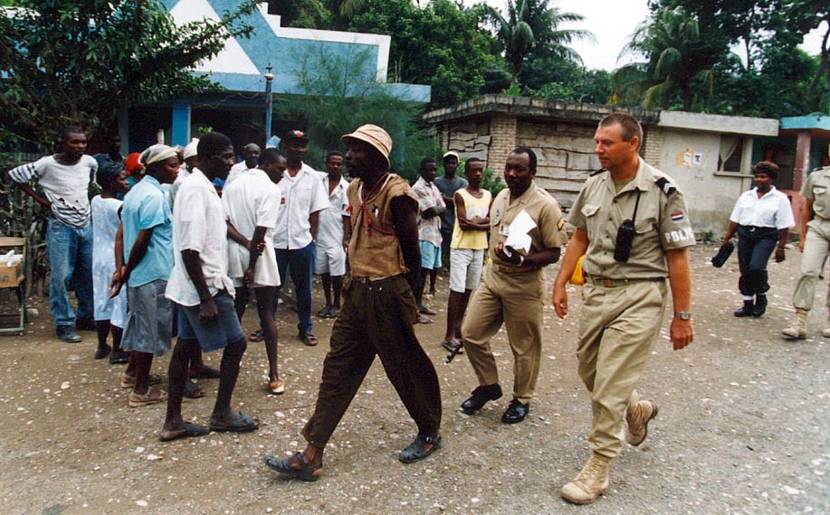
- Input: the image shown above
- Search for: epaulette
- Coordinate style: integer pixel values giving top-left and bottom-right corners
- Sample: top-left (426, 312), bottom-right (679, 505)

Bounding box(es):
top-left (590, 169), bottom-right (606, 177)
top-left (654, 176), bottom-right (677, 196)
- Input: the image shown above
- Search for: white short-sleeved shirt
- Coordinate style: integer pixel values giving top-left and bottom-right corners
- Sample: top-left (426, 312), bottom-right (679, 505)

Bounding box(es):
top-left (729, 187), bottom-right (795, 230)
top-left (222, 169), bottom-right (282, 287)
top-left (8, 155), bottom-right (96, 226)
top-left (165, 168), bottom-right (235, 306)
top-left (225, 162), bottom-right (255, 187)
top-left (272, 163), bottom-right (330, 249)
top-left (315, 172), bottom-right (350, 250)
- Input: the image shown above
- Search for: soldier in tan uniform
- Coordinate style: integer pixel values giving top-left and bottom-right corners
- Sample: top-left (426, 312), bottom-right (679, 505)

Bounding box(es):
top-left (459, 147), bottom-right (568, 424)
top-left (263, 125), bottom-right (442, 481)
top-left (552, 114), bottom-right (695, 505)
top-left (782, 158), bottom-right (830, 339)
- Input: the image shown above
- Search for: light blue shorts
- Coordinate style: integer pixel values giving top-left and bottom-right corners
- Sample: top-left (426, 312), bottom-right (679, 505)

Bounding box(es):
top-left (419, 241), bottom-right (442, 270)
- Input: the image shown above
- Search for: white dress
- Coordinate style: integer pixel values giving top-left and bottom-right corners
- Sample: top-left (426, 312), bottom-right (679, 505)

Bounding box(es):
top-left (91, 195), bottom-right (127, 327)
top-left (221, 169), bottom-right (282, 288)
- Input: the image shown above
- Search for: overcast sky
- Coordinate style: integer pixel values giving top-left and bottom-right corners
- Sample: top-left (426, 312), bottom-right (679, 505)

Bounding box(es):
top-left (461, 0), bottom-right (828, 71)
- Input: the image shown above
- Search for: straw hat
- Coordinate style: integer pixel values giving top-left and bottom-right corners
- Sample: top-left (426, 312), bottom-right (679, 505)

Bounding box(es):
top-left (341, 124), bottom-right (392, 170)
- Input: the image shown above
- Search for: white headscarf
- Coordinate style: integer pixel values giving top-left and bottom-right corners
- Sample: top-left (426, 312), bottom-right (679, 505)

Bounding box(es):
top-left (140, 144), bottom-right (178, 167)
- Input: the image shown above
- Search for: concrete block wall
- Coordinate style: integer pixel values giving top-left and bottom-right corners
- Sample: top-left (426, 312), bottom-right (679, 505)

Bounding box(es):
top-left (516, 121), bottom-right (599, 209)
top-left (642, 126), bottom-right (665, 167)
top-left (487, 114), bottom-right (517, 174)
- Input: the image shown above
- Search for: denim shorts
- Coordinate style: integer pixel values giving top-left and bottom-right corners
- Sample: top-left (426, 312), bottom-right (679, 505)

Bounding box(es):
top-left (176, 290), bottom-right (244, 352)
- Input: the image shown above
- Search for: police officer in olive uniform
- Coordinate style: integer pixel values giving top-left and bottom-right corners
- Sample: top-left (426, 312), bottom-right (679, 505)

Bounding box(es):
top-left (552, 114), bottom-right (695, 505)
top-left (782, 157), bottom-right (830, 340)
top-left (459, 147), bottom-right (568, 424)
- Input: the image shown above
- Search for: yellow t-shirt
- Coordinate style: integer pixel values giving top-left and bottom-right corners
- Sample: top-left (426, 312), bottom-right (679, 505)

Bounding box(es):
top-left (451, 188), bottom-right (492, 250)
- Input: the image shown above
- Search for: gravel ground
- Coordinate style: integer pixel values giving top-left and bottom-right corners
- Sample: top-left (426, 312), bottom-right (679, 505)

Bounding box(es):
top-left (0, 245), bottom-right (827, 514)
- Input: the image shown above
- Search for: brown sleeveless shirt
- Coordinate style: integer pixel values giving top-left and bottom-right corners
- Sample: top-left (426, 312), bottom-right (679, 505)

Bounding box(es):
top-left (347, 173), bottom-right (418, 278)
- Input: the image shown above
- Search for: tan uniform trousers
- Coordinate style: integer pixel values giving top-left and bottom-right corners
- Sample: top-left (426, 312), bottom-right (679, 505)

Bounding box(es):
top-left (577, 277), bottom-right (667, 459)
top-left (461, 264), bottom-right (545, 404)
top-left (792, 219), bottom-right (830, 311)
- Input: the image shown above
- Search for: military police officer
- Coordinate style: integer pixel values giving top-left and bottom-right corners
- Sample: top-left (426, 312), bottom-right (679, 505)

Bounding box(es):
top-left (460, 147), bottom-right (568, 424)
top-left (782, 152), bottom-right (830, 340)
top-left (552, 113), bottom-right (695, 505)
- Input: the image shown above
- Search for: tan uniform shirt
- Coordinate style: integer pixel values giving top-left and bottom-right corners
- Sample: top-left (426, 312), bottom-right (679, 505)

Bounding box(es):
top-left (489, 183), bottom-right (568, 270)
top-left (569, 158), bottom-right (695, 279)
top-left (801, 166), bottom-right (830, 224)
top-left (347, 173), bottom-right (418, 278)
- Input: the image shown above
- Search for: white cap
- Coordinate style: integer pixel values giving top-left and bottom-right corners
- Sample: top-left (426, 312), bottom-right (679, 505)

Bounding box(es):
top-left (183, 138), bottom-right (199, 160)
top-left (442, 151), bottom-right (459, 160)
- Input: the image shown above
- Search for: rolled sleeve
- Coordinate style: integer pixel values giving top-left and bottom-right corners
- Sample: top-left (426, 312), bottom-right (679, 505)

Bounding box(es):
top-left (659, 190), bottom-right (696, 250)
top-left (568, 188), bottom-right (588, 230)
top-left (540, 202), bottom-right (569, 248)
top-left (776, 196), bottom-right (795, 229)
top-left (309, 178), bottom-right (330, 214)
top-left (7, 159), bottom-right (44, 184)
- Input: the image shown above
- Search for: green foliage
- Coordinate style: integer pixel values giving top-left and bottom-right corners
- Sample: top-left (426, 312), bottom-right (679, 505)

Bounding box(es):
top-left (347, 0), bottom-right (499, 108)
top-left (630, 0), bottom-right (830, 115)
top-left (0, 0), bottom-right (259, 151)
top-left (526, 61), bottom-right (613, 104)
top-left (614, 7), bottom-right (715, 110)
top-left (273, 47), bottom-right (439, 181)
top-left (481, 167), bottom-right (506, 197)
top-left (0, 153), bottom-right (49, 294)
top-left (481, 0), bottom-right (592, 88)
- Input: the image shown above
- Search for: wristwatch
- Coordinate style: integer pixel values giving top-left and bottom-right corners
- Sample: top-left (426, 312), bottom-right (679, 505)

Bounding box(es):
top-left (674, 311), bottom-right (692, 320)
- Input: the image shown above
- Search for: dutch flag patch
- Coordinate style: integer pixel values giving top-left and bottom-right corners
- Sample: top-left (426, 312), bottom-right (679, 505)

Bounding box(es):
top-left (671, 211), bottom-right (685, 222)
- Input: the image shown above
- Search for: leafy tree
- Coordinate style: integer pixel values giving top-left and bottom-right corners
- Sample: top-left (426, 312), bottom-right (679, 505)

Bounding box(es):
top-left (481, 0), bottom-right (591, 88)
top-left (347, 0), bottom-right (498, 107)
top-left (527, 65), bottom-right (612, 105)
top-left (614, 7), bottom-right (715, 110)
top-left (0, 0), bottom-right (258, 150)
top-left (274, 47), bottom-right (439, 179)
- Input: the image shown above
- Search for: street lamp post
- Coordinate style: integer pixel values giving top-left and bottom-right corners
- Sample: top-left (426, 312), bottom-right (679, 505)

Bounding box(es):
top-left (264, 64), bottom-right (274, 144)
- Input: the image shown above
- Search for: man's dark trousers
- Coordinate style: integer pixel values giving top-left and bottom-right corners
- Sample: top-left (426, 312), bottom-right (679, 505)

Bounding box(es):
top-left (275, 242), bottom-right (315, 335)
top-left (301, 275), bottom-right (442, 447)
top-left (737, 225), bottom-right (778, 296)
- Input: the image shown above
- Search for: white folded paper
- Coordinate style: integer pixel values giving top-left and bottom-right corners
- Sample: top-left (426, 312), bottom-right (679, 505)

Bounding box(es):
top-left (503, 210), bottom-right (536, 256)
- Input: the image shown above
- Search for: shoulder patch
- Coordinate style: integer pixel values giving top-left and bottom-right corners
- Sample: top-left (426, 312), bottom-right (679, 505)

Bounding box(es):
top-left (557, 218), bottom-right (565, 230)
top-left (655, 177), bottom-right (677, 196)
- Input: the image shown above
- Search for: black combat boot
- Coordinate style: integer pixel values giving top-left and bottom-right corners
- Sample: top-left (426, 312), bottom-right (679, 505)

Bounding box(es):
top-left (734, 300), bottom-right (754, 317)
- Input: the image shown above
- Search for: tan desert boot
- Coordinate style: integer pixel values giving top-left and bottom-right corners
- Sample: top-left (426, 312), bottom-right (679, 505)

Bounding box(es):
top-left (626, 400), bottom-right (659, 446)
top-left (781, 308), bottom-right (808, 340)
top-left (560, 454), bottom-right (611, 505)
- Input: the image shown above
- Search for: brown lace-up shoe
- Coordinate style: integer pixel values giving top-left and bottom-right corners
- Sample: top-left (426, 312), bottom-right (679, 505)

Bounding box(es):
top-left (626, 400), bottom-right (658, 446)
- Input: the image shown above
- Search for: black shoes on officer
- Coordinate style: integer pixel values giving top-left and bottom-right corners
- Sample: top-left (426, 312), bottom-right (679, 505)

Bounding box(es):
top-left (460, 384), bottom-right (502, 414)
top-left (752, 294), bottom-right (767, 317)
top-left (501, 399), bottom-right (530, 424)
top-left (734, 300), bottom-right (754, 317)
top-left (735, 295), bottom-right (767, 318)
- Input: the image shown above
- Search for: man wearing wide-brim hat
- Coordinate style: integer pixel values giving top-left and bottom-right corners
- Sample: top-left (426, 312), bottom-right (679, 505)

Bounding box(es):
top-left (264, 124), bottom-right (443, 481)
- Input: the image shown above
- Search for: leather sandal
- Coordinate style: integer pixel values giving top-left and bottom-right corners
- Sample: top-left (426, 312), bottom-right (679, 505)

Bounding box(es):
top-left (264, 452), bottom-right (322, 482)
top-left (399, 434), bottom-right (442, 464)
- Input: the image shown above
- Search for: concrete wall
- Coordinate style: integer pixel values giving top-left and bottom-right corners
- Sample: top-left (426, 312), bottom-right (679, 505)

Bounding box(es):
top-left (656, 129), bottom-right (754, 235)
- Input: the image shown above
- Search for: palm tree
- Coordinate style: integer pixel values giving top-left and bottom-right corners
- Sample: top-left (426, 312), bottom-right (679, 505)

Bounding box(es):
top-left (614, 7), bottom-right (714, 111)
top-left (482, 0), bottom-right (592, 87)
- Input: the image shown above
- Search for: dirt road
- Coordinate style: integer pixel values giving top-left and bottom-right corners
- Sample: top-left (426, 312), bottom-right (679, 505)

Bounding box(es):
top-left (0, 246), bottom-right (827, 514)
